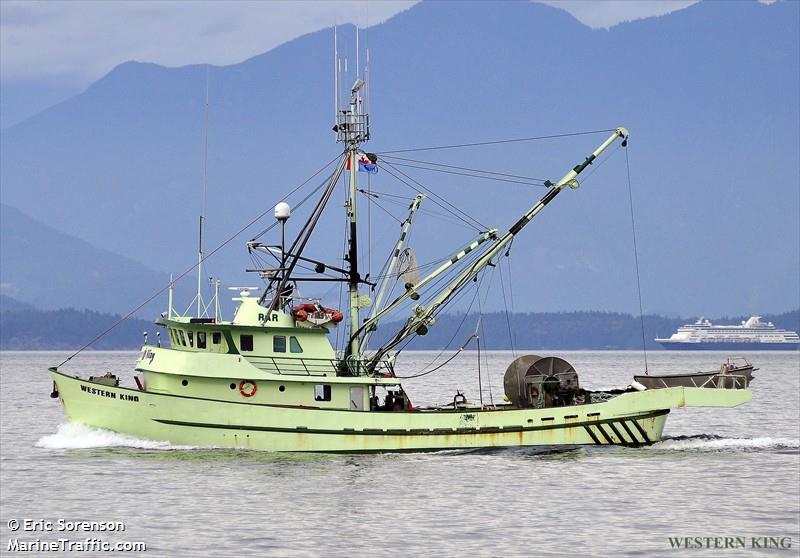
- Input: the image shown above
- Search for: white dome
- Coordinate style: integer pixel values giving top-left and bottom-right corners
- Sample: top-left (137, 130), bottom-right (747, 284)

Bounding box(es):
top-left (274, 202), bottom-right (291, 220)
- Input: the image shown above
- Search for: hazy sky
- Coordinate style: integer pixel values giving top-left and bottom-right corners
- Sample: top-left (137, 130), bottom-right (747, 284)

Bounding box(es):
top-left (1, 1), bottom-right (699, 84)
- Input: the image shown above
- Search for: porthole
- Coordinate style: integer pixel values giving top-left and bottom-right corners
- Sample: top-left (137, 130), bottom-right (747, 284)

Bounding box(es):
top-left (229, 383), bottom-right (236, 390)
top-left (279, 385), bottom-right (286, 392)
top-left (181, 379), bottom-right (189, 386)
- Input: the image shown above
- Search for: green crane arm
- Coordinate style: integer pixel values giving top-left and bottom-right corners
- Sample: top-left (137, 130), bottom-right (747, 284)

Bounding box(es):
top-left (368, 127), bottom-right (629, 367)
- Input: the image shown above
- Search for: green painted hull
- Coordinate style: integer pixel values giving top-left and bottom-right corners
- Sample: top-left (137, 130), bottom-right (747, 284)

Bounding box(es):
top-left (50, 369), bottom-right (750, 453)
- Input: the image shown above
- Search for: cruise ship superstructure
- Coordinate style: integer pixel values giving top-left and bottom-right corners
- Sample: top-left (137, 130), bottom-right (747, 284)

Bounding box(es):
top-left (655, 316), bottom-right (799, 350)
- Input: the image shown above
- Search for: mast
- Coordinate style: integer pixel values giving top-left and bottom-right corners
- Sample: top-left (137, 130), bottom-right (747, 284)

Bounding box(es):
top-left (197, 68), bottom-right (210, 317)
top-left (335, 35), bottom-right (370, 366)
top-left (168, 273), bottom-right (174, 319)
top-left (347, 144), bottom-right (360, 360)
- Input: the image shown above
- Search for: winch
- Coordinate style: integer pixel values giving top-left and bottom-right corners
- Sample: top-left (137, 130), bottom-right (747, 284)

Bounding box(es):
top-left (503, 355), bottom-right (582, 409)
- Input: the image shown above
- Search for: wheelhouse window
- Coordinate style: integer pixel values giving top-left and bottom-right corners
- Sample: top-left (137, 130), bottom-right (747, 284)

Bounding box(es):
top-left (197, 331), bottom-right (207, 349)
top-left (289, 336), bottom-right (303, 354)
top-left (187, 331), bottom-right (194, 347)
top-left (212, 332), bottom-right (221, 345)
top-left (273, 335), bottom-right (287, 353)
top-left (178, 330), bottom-right (187, 346)
top-left (240, 334), bottom-right (253, 352)
top-left (314, 384), bottom-right (332, 402)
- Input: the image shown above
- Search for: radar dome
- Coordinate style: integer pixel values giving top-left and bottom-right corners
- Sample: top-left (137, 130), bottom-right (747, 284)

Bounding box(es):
top-left (275, 202), bottom-right (291, 220)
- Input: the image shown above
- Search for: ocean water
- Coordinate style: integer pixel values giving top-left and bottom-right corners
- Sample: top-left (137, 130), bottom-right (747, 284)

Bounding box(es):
top-left (1, 350), bottom-right (798, 557)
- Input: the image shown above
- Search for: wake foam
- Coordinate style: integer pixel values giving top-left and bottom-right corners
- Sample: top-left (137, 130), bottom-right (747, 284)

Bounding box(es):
top-left (36, 423), bottom-right (198, 451)
top-left (652, 434), bottom-right (799, 452)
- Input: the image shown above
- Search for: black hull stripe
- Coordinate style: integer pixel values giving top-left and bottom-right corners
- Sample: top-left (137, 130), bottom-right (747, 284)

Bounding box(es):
top-left (619, 420), bottom-right (641, 447)
top-left (631, 419), bottom-right (652, 444)
top-left (593, 423), bottom-right (615, 444)
top-left (607, 422), bottom-right (628, 446)
top-left (153, 409), bottom-right (669, 438)
top-left (583, 425), bottom-right (602, 445)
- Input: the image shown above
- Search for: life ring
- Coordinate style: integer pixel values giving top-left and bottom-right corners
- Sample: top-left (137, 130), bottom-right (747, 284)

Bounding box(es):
top-left (293, 304), bottom-right (343, 324)
top-left (239, 380), bottom-right (257, 398)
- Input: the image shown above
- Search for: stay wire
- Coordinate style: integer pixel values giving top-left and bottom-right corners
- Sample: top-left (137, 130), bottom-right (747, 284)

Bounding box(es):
top-left (249, 159), bottom-right (341, 241)
top-left (360, 191), bottom-right (477, 230)
top-left (498, 260), bottom-right (516, 358)
top-left (379, 154), bottom-right (548, 183)
top-left (376, 128), bottom-right (617, 154)
top-left (56, 153), bottom-right (343, 369)
top-left (380, 160), bottom-right (547, 188)
top-left (357, 190), bottom-right (403, 224)
top-left (625, 144), bottom-right (649, 374)
top-left (505, 242), bottom-right (518, 359)
top-left (396, 333), bottom-right (477, 380)
top-left (396, 273), bottom-right (484, 379)
top-left (575, 142), bottom-right (621, 186)
top-left (367, 171), bottom-right (372, 284)
top-left (380, 162), bottom-right (488, 231)
top-left (388, 249), bottom-right (488, 362)
top-left (383, 161), bottom-right (488, 230)
top-left (476, 259), bottom-right (500, 405)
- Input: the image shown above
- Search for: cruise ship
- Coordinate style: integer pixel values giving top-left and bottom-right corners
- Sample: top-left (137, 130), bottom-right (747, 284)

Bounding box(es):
top-left (655, 316), bottom-right (800, 350)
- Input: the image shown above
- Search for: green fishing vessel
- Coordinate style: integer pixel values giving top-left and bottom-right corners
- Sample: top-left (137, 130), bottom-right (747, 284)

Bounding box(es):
top-left (49, 44), bottom-right (750, 453)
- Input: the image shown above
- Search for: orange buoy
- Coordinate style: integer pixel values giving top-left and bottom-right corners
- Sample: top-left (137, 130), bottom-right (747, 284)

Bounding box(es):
top-left (293, 308), bottom-right (308, 321)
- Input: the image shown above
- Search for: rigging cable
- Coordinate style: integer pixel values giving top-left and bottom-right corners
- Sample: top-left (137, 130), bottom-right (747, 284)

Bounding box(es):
top-left (357, 190), bottom-right (403, 224)
top-left (395, 274), bottom-right (484, 379)
top-left (379, 159), bottom-right (547, 188)
top-left (572, 141), bottom-right (622, 186)
top-left (381, 162), bottom-right (488, 231)
top-left (379, 154), bottom-right (548, 184)
top-left (360, 190), bottom-right (477, 230)
top-left (56, 153), bottom-right (343, 369)
top-left (388, 256), bottom-right (491, 369)
top-left (397, 333), bottom-right (477, 380)
top-left (625, 144), bottom-right (649, 374)
top-left (498, 257), bottom-right (516, 359)
top-left (249, 165), bottom-right (339, 241)
top-left (476, 257), bottom-right (500, 406)
top-left (505, 242), bottom-right (518, 360)
top-left (376, 128), bottom-right (617, 154)
top-left (367, 170), bottom-right (372, 287)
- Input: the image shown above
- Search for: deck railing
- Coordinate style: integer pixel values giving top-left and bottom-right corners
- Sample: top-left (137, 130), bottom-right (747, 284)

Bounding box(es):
top-left (245, 355), bottom-right (394, 377)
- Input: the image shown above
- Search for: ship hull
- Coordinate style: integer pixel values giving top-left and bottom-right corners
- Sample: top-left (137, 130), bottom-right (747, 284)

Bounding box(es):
top-left (50, 369), bottom-right (750, 453)
top-left (657, 342), bottom-right (798, 350)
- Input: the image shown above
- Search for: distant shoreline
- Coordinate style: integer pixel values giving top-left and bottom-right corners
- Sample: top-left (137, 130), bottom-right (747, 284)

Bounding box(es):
top-left (2, 306), bottom-right (797, 351)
